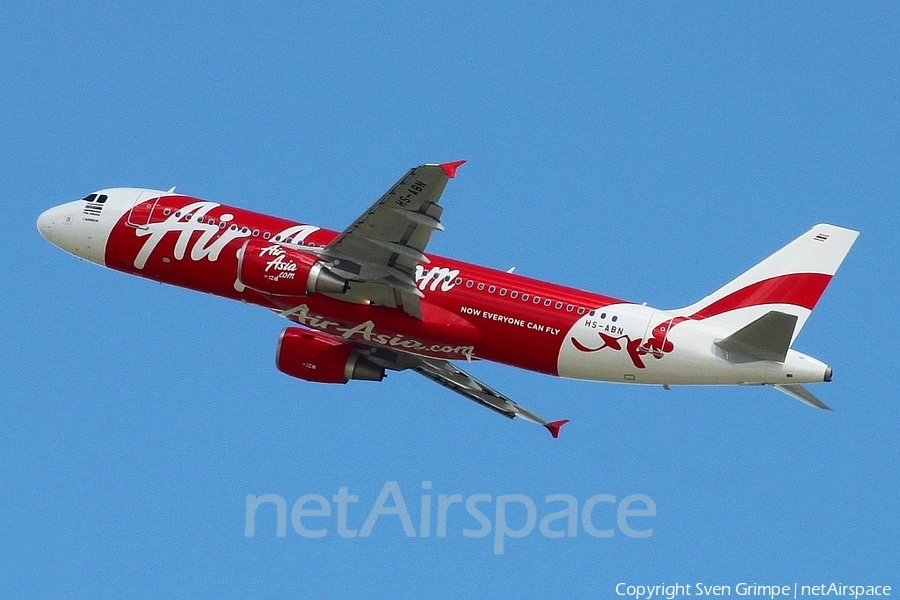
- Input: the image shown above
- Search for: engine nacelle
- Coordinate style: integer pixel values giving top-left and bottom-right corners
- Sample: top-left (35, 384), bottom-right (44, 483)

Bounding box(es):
top-left (238, 238), bottom-right (348, 296)
top-left (276, 327), bottom-right (385, 384)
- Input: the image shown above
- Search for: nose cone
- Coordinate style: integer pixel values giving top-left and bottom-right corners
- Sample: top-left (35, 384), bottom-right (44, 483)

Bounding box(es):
top-left (37, 199), bottom-right (110, 265)
top-left (37, 203), bottom-right (74, 247)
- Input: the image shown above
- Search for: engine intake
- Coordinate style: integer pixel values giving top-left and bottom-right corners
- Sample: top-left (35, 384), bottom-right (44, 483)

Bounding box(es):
top-left (238, 239), bottom-right (347, 296)
top-left (276, 327), bottom-right (385, 384)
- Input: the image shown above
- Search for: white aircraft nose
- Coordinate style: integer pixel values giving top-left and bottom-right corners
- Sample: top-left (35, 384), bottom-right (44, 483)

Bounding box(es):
top-left (36, 200), bottom-right (108, 264)
top-left (36, 203), bottom-right (74, 247)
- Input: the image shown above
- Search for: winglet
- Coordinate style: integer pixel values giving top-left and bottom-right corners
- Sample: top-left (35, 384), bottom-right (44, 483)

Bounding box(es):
top-left (439, 160), bottom-right (466, 178)
top-left (545, 419), bottom-right (570, 439)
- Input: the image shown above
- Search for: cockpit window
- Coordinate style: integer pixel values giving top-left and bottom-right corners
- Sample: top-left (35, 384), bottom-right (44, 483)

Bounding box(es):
top-left (82, 193), bottom-right (107, 218)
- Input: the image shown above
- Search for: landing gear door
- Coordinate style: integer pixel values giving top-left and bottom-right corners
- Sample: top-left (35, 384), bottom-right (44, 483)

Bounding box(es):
top-left (126, 191), bottom-right (161, 228)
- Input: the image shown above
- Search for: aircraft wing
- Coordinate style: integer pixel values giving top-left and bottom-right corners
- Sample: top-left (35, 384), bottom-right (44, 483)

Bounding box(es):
top-left (354, 342), bottom-right (567, 437)
top-left (409, 356), bottom-right (569, 438)
top-left (320, 161), bottom-right (466, 319)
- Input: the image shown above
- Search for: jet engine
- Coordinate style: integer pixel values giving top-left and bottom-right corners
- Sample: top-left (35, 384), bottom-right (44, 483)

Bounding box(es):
top-left (276, 327), bottom-right (385, 384)
top-left (238, 239), bottom-right (347, 296)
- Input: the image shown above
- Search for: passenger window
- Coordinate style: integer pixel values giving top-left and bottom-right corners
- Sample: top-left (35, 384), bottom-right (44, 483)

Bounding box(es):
top-left (555, 301), bottom-right (562, 309)
top-left (545, 299), bottom-right (553, 307)
top-left (578, 307), bottom-right (586, 315)
top-left (510, 291), bottom-right (518, 299)
top-left (477, 283), bottom-right (485, 291)
top-left (522, 294), bottom-right (529, 301)
top-left (499, 288), bottom-right (507, 296)
top-left (488, 286), bottom-right (496, 293)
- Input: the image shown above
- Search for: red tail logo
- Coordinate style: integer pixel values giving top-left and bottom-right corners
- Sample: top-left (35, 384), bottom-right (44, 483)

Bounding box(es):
top-left (571, 317), bottom-right (688, 368)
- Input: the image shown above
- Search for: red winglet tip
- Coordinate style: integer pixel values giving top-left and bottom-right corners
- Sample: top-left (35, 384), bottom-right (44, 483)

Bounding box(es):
top-left (545, 419), bottom-right (570, 439)
top-left (439, 160), bottom-right (466, 178)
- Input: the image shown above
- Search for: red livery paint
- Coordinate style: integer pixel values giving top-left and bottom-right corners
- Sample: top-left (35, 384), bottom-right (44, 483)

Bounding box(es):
top-left (689, 273), bottom-right (833, 320)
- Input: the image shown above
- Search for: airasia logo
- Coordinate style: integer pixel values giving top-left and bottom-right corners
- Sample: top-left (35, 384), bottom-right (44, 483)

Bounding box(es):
top-left (280, 303), bottom-right (475, 360)
top-left (132, 200), bottom-right (319, 270)
top-left (258, 244), bottom-right (298, 281)
top-left (571, 317), bottom-right (687, 369)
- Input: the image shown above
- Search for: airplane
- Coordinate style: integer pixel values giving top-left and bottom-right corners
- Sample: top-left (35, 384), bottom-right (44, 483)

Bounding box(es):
top-left (37, 161), bottom-right (858, 437)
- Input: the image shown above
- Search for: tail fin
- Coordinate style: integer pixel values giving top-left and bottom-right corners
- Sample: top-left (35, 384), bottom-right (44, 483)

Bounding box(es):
top-left (677, 224), bottom-right (858, 342)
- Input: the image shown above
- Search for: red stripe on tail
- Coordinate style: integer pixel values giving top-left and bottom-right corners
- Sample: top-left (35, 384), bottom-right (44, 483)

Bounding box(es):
top-left (690, 273), bottom-right (832, 320)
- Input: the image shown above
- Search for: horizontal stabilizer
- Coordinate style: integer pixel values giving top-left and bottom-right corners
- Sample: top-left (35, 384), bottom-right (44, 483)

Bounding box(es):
top-left (775, 384), bottom-right (832, 411)
top-left (715, 310), bottom-right (798, 362)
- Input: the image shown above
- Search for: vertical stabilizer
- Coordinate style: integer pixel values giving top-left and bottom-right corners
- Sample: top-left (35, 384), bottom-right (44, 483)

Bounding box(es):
top-left (677, 224), bottom-right (858, 342)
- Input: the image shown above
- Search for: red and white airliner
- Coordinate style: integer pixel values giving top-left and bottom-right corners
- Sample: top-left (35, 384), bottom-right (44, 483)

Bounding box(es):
top-left (38, 161), bottom-right (858, 437)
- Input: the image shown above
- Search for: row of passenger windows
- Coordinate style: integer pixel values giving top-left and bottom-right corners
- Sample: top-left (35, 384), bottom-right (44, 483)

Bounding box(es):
top-left (160, 208), bottom-right (318, 246)
top-left (454, 277), bottom-right (588, 314)
top-left (160, 206), bottom-right (594, 316)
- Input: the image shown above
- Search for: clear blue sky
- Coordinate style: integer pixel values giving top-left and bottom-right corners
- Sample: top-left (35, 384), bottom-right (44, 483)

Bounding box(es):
top-left (3, 2), bottom-right (897, 597)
